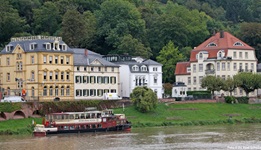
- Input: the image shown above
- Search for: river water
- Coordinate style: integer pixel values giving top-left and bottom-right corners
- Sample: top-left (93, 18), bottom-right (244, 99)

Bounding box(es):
top-left (0, 124), bottom-right (260, 150)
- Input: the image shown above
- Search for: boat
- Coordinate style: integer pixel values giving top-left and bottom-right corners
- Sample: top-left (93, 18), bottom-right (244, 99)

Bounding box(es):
top-left (33, 108), bottom-right (131, 136)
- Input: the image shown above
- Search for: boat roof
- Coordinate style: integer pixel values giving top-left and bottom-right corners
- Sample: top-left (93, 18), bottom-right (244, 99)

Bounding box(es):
top-left (49, 111), bottom-right (103, 115)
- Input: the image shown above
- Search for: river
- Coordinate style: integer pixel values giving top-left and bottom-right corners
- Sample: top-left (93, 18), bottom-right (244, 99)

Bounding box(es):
top-left (0, 124), bottom-right (260, 150)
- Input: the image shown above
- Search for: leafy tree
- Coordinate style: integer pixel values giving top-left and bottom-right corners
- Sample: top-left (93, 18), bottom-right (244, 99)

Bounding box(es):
top-left (222, 77), bottom-right (238, 96)
top-left (130, 86), bottom-right (158, 113)
top-left (201, 75), bottom-right (223, 98)
top-left (233, 72), bottom-right (261, 96)
top-left (33, 2), bottom-right (61, 35)
top-left (0, 0), bottom-right (26, 47)
top-left (94, 0), bottom-right (146, 54)
top-left (156, 41), bottom-right (185, 83)
top-left (163, 83), bottom-right (172, 97)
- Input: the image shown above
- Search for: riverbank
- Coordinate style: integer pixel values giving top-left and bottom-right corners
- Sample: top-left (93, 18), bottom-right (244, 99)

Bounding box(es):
top-left (0, 103), bottom-right (261, 135)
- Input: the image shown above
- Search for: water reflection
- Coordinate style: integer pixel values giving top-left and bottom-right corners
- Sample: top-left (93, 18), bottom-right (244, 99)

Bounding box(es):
top-left (0, 124), bottom-right (260, 150)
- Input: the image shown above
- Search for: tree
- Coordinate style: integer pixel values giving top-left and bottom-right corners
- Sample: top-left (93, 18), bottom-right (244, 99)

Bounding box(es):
top-left (33, 2), bottom-right (61, 35)
top-left (222, 77), bottom-right (237, 96)
top-left (130, 86), bottom-right (158, 113)
top-left (156, 41), bottom-right (185, 83)
top-left (233, 72), bottom-right (261, 96)
top-left (163, 83), bottom-right (172, 98)
top-left (201, 75), bottom-right (223, 98)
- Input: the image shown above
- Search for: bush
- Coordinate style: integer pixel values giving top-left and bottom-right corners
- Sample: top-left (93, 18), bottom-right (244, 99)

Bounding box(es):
top-left (236, 96), bottom-right (249, 104)
top-left (187, 91), bottom-right (211, 99)
top-left (224, 96), bottom-right (236, 104)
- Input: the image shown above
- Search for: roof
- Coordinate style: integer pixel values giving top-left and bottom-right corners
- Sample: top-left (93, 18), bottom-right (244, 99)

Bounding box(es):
top-left (73, 48), bottom-right (119, 67)
top-left (190, 31), bottom-right (254, 62)
top-left (175, 62), bottom-right (190, 75)
top-left (1, 36), bottom-right (74, 54)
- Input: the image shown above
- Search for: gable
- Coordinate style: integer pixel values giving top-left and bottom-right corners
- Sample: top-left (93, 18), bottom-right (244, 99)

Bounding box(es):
top-left (90, 59), bottom-right (103, 66)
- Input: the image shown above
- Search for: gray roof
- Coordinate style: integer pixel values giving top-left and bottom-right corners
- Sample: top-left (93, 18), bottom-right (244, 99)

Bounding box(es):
top-left (73, 48), bottom-right (119, 67)
top-left (1, 36), bottom-right (74, 54)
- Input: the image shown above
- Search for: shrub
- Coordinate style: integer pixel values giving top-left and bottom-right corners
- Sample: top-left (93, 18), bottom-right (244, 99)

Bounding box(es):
top-left (236, 96), bottom-right (249, 104)
top-left (224, 96), bottom-right (236, 104)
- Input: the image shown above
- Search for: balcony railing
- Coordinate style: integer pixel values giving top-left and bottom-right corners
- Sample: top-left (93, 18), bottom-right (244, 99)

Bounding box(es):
top-left (205, 69), bottom-right (215, 74)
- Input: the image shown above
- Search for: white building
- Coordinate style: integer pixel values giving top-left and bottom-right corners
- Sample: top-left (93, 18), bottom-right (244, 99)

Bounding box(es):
top-left (103, 55), bottom-right (163, 99)
top-left (172, 82), bottom-right (187, 98)
top-left (73, 49), bottom-right (120, 100)
top-left (175, 31), bottom-right (257, 97)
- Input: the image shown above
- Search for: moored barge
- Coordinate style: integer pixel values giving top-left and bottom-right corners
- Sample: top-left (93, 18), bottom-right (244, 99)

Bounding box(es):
top-left (33, 108), bottom-right (131, 136)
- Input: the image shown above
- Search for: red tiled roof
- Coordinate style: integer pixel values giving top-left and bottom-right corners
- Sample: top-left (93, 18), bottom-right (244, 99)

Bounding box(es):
top-left (190, 31), bottom-right (254, 62)
top-left (175, 62), bottom-right (190, 75)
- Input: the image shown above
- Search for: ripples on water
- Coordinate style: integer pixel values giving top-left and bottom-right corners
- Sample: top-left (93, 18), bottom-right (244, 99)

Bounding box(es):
top-left (0, 124), bottom-right (260, 150)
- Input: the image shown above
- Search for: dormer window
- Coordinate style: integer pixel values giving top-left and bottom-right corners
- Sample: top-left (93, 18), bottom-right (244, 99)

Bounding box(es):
top-left (61, 44), bottom-right (67, 51)
top-left (199, 53), bottom-right (203, 59)
top-left (44, 43), bottom-right (51, 50)
top-left (53, 40), bottom-right (60, 50)
top-left (6, 45), bottom-right (13, 52)
top-left (207, 42), bottom-right (217, 47)
top-left (132, 65), bottom-right (139, 71)
top-left (217, 50), bottom-right (224, 58)
top-left (30, 43), bottom-right (37, 50)
top-left (233, 41), bottom-right (244, 46)
top-left (141, 65), bottom-right (147, 71)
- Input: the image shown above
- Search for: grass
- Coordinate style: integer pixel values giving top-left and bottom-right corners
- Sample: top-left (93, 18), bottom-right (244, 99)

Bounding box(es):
top-left (1, 103), bottom-right (261, 135)
top-left (114, 103), bottom-right (261, 127)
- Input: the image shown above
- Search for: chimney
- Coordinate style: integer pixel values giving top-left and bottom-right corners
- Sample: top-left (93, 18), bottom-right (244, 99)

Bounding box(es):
top-left (85, 49), bottom-right (88, 56)
top-left (220, 30), bottom-right (224, 38)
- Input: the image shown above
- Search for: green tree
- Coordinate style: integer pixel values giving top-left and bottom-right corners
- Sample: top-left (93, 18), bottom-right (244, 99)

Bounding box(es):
top-left (0, 0), bottom-right (26, 47)
top-left (222, 77), bottom-right (237, 96)
top-left (201, 75), bottom-right (223, 98)
top-left (130, 86), bottom-right (158, 113)
top-left (94, 0), bottom-right (146, 54)
top-left (33, 2), bottom-right (61, 35)
top-left (163, 83), bottom-right (172, 98)
top-left (233, 72), bottom-right (261, 97)
top-left (156, 41), bottom-right (185, 83)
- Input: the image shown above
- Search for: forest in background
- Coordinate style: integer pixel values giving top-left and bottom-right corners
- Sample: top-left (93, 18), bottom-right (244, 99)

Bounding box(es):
top-left (1, 0), bottom-right (261, 83)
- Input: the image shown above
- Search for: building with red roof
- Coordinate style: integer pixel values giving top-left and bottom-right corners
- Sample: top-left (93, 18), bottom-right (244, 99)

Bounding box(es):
top-left (175, 31), bottom-right (257, 97)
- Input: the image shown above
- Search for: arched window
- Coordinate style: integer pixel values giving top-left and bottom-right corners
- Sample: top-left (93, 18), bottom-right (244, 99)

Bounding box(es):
top-left (49, 86), bottom-right (53, 96)
top-left (207, 42), bottom-right (217, 47)
top-left (141, 65), bottom-right (147, 71)
top-left (233, 41), bottom-right (244, 46)
top-left (66, 86), bottom-right (70, 96)
top-left (61, 86), bottom-right (64, 96)
top-left (43, 86), bottom-right (47, 96)
top-left (199, 53), bottom-right (203, 59)
top-left (55, 86), bottom-right (59, 96)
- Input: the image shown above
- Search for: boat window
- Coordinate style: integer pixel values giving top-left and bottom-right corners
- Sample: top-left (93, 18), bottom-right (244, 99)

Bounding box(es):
top-left (64, 126), bottom-right (68, 130)
top-left (69, 114), bottom-right (74, 119)
top-left (92, 124), bottom-right (96, 128)
top-left (75, 114), bottom-right (79, 119)
top-left (81, 114), bottom-right (85, 119)
top-left (103, 118), bottom-right (107, 122)
top-left (86, 113), bottom-right (90, 119)
top-left (70, 126), bottom-right (74, 130)
top-left (97, 113), bottom-right (101, 118)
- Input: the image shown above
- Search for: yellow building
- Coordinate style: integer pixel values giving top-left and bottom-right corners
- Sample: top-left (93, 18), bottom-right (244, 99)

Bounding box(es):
top-left (0, 36), bottom-right (74, 102)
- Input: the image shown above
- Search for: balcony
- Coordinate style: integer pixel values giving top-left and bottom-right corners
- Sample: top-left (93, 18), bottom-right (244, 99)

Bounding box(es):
top-left (205, 69), bottom-right (215, 75)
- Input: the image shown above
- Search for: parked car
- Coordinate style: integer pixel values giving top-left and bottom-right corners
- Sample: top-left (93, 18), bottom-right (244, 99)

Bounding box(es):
top-left (0, 96), bottom-right (26, 102)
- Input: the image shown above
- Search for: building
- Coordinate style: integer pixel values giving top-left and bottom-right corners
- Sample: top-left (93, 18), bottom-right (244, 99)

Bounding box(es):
top-left (175, 31), bottom-right (257, 96)
top-left (172, 82), bottom-right (187, 98)
top-left (103, 54), bottom-right (163, 99)
top-left (73, 49), bottom-right (120, 100)
top-left (0, 36), bottom-right (74, 101)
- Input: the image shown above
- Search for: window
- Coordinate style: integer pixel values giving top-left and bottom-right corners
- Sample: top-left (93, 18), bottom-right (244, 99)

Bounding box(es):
top-left (104, 76), bottom-right (109, 84)
top-left (90, 89), bottom-right (96, 96)
top-left (46, 43), bottom-right (51, 50)
top-left (199, 53), bottom-right (203, 59)
top-left (30, 43), bottom-right (37, 50)
top-left (105, 67), bottom-right (107, 72)
top-left (31, 71), bottom-right (35, 80)
top-left (55, 56), bottom-right (58, 64)
top-left (75, 76), bottom-right (81, 83)
top-left (76, 89), bottom-right (82, 96)
top-left (97, 89), bottom-right (103, 97)
top-left (66, 72), bottom-right (70, 80)
top-left (199, 64), bottom-right (203, 72)
top-left (60, 56), bottom-right (64, 64)
top-left (7, 73), bottom-right (10, 81)
top-left (6, 45), bottom-right (12, 52)
top-left (31, 56), bottom-right (34, 64)
top-left (55, 72), bottom-right (58, 80)
top-left (234, 42), bottom-right (244, 46)
top-left (193, 64), bottom-right (196, 73)
top-left (43, 86), bottom-right (47, 96)
top-left (199, 76), bottom-right (203, 84)
top-left (188, 77), bottom-right (191, 85)
top-left (61, 72), bottom-right (64, 80)
top-left (233, 52), bottom-right (237, 58)
top-left (55, 86), bottom-right (59, 96)
top-left (84, 67), bottom-right (87, 71)
top-left (61, 44), bottom-right (67, 50)
top-left (239, 63), bottom-right (243, 70)
top-left (112, 67), bottom-right (114, 72)
top-left (141, 66), bottom-right (147, 71)
top-left (91, 67), bottom-right (94, 71)
top-left (153, 67), bottom-right (158, 71)
top-left (77, 67), bottom-right (80, 71)
top-left (43, 71), bottom-right (47, 80)
top-left (32, 87), bottom-right (35, 97)
top-left (43, 56), bottom-right (47, 64)
top-left (49, 56), bottom-right (53, 64)
top-left (207, 42), bottom-right (217, 47)
top-left (49, 72), bottom-right (53, 80)
top-left (83, 89), bottom-right (89, 96)
top-left (20, 62), bottom-right (23, 71)
top-left (245, 63), bottom-right (248, 71)
top-left (49, 86), bottom-right (53, 96)
top-left (110, 77), bottom-right (116, 84)
top-left (98, 67), bottom-right (101, 72)
top-left (227, 62), bottom-right (230, 71)
top-left (239, 52), bottom-right (242, 58)
top-left (17, 53), bottom-right (22, 60)
top-left (218, 52), bottom-right (222, 58)
top-left (97, 76), bottom-right (102, 84)
top-left (222, 62), bottom-right (226, 71)
top-left (233, 63), bottom-right (237, 71)
top-left (66, 86), bottom-right (70, 96)
top-left (193, 77), bottom-right (196, 85)
top-left (132, 65), bottom-right (139, 71)
top-left (61, 86), bottom-right (64, 96)
top-left (217, 62), bottom-right (220, 71)
top-left (154, 76), bottom-right (157, 84)
top-left (251, 63), bottom-right (254, 71)
top-left (222, 75), bottom-right (226, 80)
top-left (245, 52), bottom-right (248, 59)
top-left (90, 76), bottom-right (96, 83)
top-left (66, 56), bottom-right (70, 64)
top-left (7, 57), bottom-right (10, 66)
